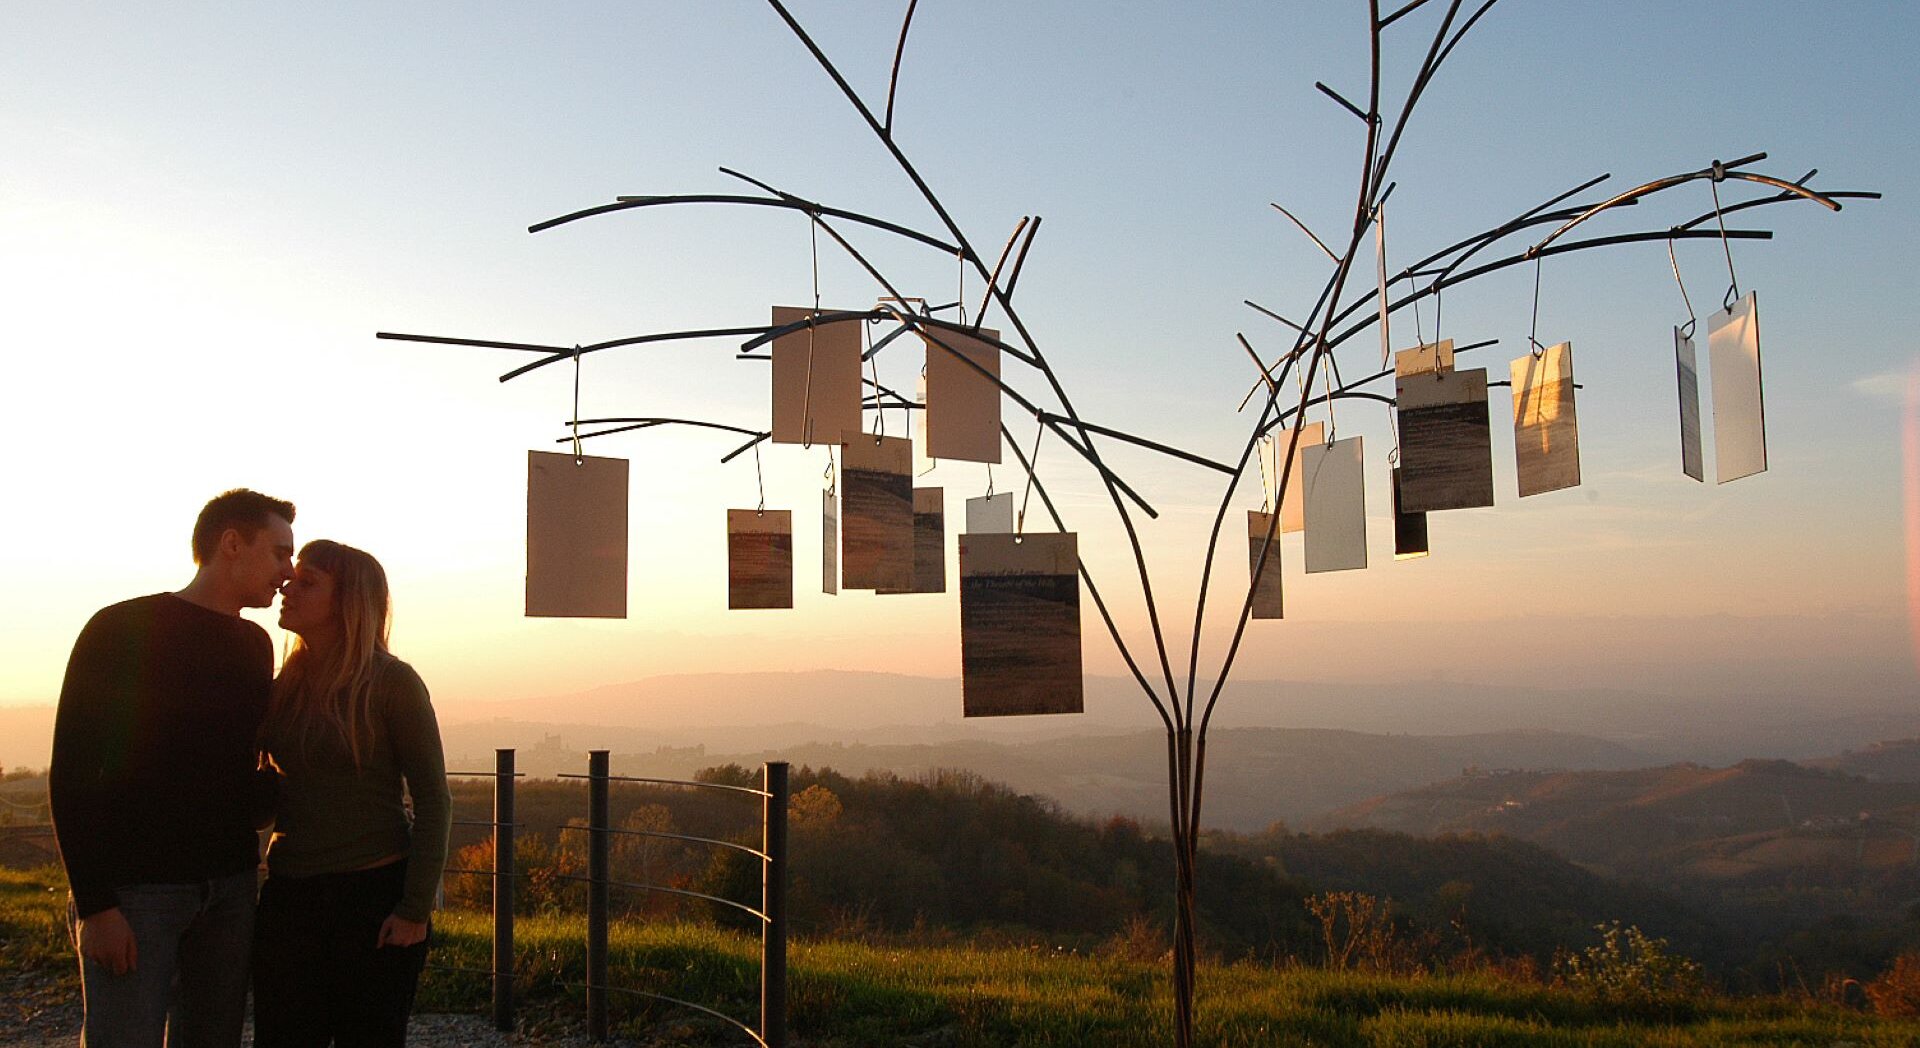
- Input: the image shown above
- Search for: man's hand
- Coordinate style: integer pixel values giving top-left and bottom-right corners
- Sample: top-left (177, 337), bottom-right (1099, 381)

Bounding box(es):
top-left (79, 908), bottom-right (137, 976)
top-left (376, 914), bottom-right (428, 948)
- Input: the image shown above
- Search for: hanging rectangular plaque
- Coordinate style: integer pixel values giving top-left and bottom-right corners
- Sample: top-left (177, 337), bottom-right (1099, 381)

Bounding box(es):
top-left (526, 450), bottom-right (628, 618)
top-left (1510, 342), bottom-right (1582, 497)
top-left (822, 489), bottom-right (839, 595)
top-left (1675, 327), bottom-right (1704, 482)
top-left (1246, 511), bottom-right (1284, 619)
top-left (840, 434), bottom-right (914, 590)
top-left (1396, 367), bottom-right (1494, 511)
top-left (965, 491), bottom-right (1016, 534)
top-left (1709, 291), bottom-right (1766, 484)
top-left (924, 326), bottom-right (1003, 462)
top-left (1391, 467), bottom-right (1429, 560)
top-left (1268, 421), bottom-right (1325, 532)
top-left (1394, 339), bottom-right (1455, 377)
top-left (881, 488), bottom-right (946, 594)
top-left (770, 306), bottom-right (863, 446)
top-left (1303, 436), bottom-right (1367, 573)
top-left (727, 509), bottom-right (793, 610)
top-left (959, 532), bottom-right (1083, 717)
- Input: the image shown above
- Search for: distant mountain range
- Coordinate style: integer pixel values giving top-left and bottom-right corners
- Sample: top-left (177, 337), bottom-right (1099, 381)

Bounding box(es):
top-left (1313, 757), bottom-right (1920, 899)
top-left (439, 721), bottom-right (1656, 829)
top-left (434, 667), bottom-right (1915, 761)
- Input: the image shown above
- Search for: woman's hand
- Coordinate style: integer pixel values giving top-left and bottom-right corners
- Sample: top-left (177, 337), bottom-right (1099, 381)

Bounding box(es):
top-left (375, 914), bottom-right (428, 948)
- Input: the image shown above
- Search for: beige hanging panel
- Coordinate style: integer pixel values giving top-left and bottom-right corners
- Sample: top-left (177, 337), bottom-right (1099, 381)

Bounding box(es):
top-left (770, 306), bottom-right (863, 446)
top-left (923, 326), bottom-right (1003, 463)
top-left (525, 450), bottom-right (628, 619)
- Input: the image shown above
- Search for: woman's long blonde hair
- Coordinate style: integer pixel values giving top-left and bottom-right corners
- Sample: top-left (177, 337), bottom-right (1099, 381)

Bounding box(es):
top-left (267, 539), bottom-right (392, 769)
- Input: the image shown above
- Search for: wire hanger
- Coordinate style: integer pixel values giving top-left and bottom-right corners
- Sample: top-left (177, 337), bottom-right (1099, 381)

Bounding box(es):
top-left (571, 345), bottom-right (585, 465)
top-left (1016, 415), bottom-right (1044, 538)
top-left (1707, 162), bottom-right (1743, 312)
top-left (1668, 231), bottom-right (1698, 341)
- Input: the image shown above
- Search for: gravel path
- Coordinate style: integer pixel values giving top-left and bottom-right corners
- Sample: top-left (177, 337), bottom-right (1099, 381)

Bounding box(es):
top-left (0, 1012), bottom-right (651, 1048)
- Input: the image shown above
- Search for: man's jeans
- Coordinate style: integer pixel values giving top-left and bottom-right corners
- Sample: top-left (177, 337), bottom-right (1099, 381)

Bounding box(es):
top-left (69, 869), bottom-right (256, 1048)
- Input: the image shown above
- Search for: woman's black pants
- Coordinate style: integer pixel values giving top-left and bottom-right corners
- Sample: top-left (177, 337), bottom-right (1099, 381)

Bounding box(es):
top-left (252, 860), bottom-right (430, 1048)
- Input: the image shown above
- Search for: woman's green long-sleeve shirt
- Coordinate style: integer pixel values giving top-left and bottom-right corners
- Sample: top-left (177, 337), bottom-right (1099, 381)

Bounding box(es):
top-left (262, 654), bottom-right (451, 922)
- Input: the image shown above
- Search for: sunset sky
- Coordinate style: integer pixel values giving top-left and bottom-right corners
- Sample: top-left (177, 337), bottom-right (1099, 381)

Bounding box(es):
top-left (2, 1), bottom-right (1915, 720)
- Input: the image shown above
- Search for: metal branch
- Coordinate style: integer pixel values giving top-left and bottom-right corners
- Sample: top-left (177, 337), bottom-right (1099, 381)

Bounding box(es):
top-left (1034, 412), bottom-right (1235, 476)
top-left (1271, 202), bottom-right (1339, 263)
top-left (530, 193), bottom-right (960, 256)
top-left (883, 0), bottom-right (920, 136)
top-left (1002, 216), bottom-right (1041, 301)
top-left (1398, 172), bottom-right (1611, 277)
top-left (377, 326), bottom-right (770, 383)
top-left (1315, 81), bottom-right (1372, 124)
top-left (374, 331), bottom-right (569, 354)
top-left (1528, 155), bottom-right (1844, 256)
top-left (1244, 300), bottom-right (1316, 337)
top-left (1369, 0), bottom-right (1469, 200)
top-left (1379, 0), bottom-right (1439, 29)
top-left (977, 216), bottom-right (1031, 330)
top-left (1314, 228), bottom-right (1773, 365)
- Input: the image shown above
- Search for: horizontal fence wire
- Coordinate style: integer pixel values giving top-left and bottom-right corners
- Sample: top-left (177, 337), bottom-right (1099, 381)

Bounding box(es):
top-left (425, 963), bottom-right (499, 977)
top-left (562, 981), bottom-right (767, 1048)
top-left (449, 819), bottom-right (524, 829)
top-left (553, 823), bottom-right (770, 862)
top-left (443, 866), bottom-right (530, 878)
top-left (445, 770), bottom-right (527, 778)
top-left (550, 872), bottom-right (768, 924)
top-left (553, 771), bottom-right (771, 798)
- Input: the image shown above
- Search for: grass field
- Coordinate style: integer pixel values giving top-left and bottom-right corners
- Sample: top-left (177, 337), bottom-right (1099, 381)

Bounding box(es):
top-left (7, 866), bottom-right (1919, 1046)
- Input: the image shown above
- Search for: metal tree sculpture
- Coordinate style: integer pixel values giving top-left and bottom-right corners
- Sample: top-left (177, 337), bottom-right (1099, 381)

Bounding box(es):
top-left (381, 1), bottom-right (1876, 1043)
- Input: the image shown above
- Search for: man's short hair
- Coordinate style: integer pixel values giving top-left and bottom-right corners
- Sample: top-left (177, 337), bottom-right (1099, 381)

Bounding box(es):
top-left (192, 489), bottom-right (296, 565)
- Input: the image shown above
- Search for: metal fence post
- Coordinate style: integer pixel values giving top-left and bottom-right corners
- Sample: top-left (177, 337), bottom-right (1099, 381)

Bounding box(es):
top-left (587, 750), bottom-right (611, 1043)
top-left (493, 748), bottom-right (515, 1033)
top-left (761, 761), bottom-right (789, 1048)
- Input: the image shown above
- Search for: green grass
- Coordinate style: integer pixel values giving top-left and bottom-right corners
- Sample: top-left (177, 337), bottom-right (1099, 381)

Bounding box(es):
top-left (7, 868), bottom-right (1920, 1046)
top-left (417, 911), bottom-right (1920, 1047)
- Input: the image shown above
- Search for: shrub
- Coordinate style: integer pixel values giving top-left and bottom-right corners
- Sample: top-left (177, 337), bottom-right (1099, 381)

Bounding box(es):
top-left (1865, 953), bottom-right (1920, 1017)
top-left (1553, 921), bottom-right (1705, 1017)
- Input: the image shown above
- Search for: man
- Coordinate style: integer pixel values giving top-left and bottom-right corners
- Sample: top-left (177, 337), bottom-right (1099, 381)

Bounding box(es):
top-left (50, 489), bottom-right (296, 1048)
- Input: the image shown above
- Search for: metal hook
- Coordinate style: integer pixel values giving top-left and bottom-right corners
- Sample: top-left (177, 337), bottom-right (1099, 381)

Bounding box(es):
top-left (869, 353), bottom-right (884, 443)
top-left (1255, 434), bottom-right (1273, 514)
top-left (1016, 415), bottom-right (1044, 537)
top-left (801, 215), bottom-right (823, 450)
top-left (824, 447), bottom-right (836, 498)
top-left (571, 345), bottom-right (584, 466)
top-left (1374, 200), bottom-right (1392, 371)
top-left (1667, 230), bottom-right (1698, 341)
top-left (1527, 253), bottom-right (1547, 358)
top-left (754, 455), bottom-right (768, 514)
top-left (1707, 168), bottom-right (1742, 311)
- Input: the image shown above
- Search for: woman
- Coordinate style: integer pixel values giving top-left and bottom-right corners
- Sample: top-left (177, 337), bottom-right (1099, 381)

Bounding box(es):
top-left (253, 540), bottom-right (451, 1047)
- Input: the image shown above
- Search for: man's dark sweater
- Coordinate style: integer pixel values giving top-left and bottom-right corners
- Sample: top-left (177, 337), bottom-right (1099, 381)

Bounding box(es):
top-left (50, 593), bottom-right (273, 918)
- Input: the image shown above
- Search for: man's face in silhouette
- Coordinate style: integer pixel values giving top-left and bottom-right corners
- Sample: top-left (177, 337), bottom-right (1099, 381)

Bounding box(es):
top-left (225, 514), bottom-right (296, 608)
